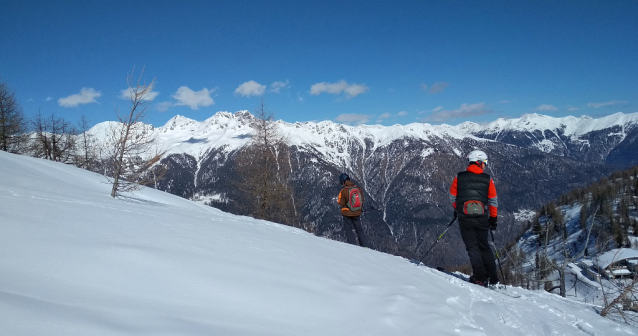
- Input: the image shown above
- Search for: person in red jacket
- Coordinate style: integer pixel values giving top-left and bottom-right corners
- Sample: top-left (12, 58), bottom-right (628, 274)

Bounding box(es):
top-left (449, 150), bottom-right (499, 287)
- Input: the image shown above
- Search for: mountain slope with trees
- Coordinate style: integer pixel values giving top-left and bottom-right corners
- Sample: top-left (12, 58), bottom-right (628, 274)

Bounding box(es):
top-left (134, 111), bottom-right (638, 267)
top-left (502, 164), bottom-right (638, 321)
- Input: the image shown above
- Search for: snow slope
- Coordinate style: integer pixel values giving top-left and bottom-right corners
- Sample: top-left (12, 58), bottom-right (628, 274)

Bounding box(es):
top-left (0, 151), bottom-right (636, 336)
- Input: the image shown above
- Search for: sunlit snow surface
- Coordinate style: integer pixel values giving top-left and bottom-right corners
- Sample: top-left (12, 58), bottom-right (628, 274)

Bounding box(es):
top-left (0, 151), bottom-right (636, 335)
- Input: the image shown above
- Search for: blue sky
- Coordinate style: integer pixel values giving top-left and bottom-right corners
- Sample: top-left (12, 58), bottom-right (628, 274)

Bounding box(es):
top-left (1, 1), bottom-right (637, 128)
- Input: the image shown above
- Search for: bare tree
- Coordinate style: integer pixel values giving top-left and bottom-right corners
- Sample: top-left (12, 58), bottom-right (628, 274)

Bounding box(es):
top-left (49, 112), bottom-right (76, 162)
top-left (601, 277), bottom-right (638, 323)
top-left (234, 101), bottom-right (299, 226)
top-left (30, 110), bottom-right (76, 162)
top-left (75, 114), bottom-right (98, 170)
top-left (108, 67), bottom-right (164, 198)
top-left (0, 79), bottom-right (28, 153)
top-left (539, 204), bottom-right (600, 296)
top-left (30, 110), bottom-right (51, 159)
top-left (599, 249), bottom-right (638, 324)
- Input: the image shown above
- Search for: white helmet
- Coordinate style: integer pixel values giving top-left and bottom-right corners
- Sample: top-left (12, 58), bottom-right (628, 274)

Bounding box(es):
top-left (467, 150), bottom-right (488, 164)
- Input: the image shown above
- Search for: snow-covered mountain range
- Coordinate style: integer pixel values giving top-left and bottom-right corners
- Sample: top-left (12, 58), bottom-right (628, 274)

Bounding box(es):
top-left (90, 111), bottom-right (638, 265)
top-left (149, 111), bottom-right (638, 165)
top-left (1, 150), bottom-right (635, 335)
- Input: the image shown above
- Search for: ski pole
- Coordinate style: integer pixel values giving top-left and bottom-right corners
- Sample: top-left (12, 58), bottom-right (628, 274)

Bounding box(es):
top-left (490, 229), bottom-right (506, 287)
top-left (418, 215), bottom-right (457, 264)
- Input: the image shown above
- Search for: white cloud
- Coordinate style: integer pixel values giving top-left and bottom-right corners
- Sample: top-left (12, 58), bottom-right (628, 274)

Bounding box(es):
top-left (120, 87), bottom-right (159, 101)
top-left (421, 82), bottom-right (449, 94)
top-left (499, 100), bottom-right (510, 104)
top-left (429, 82), bottom-right (449, 94)
top-left (156, 102), bottom-right (173, 112)
top-left (376, 113), bottom-right (393, 123)
top-left (533, 104), bottom-right (559, 112)
top-left (235, 80), bottom-right (266, 97)
top-left (334, 113), bottom-right (370, 125)
top-left (587, 100), bottom-right (628, 108)
top-left (421, 106), bottom-right (444, 114)
top-left (422, 103), bottom-right (493, 123)
top-left (310, 81), bottom-right (346, 95)
top-left (344, 84), bottom-right (369, 97)
top-left (376, 111), bottom-right (408, 123)
top-left (58, 88), bottom-right (101, 107)
top-left (172, 86), bottom-right (215, 110)
top-left (566, 106), bottom-right (579, 111)
top-left (45, 96), bottom-right (53, 101)
top-left (270, 80), bottom-right (290, 93)
top-left (310, 80), bottom-right (369, 98)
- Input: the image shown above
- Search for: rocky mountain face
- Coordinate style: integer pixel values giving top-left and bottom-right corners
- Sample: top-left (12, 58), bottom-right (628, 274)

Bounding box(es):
top-left (113, 111), bottom-right (638, 267)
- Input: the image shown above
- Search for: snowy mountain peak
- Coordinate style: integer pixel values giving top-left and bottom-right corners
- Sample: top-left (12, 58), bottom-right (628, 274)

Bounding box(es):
top-left (472, 111), bottom-right (638, 137)
top-left (200, 110), bottom-right (255, 126)
top-left (88, 111), bottom-right (638, 165)
top-left (162, 115), bottom-right (199, 131)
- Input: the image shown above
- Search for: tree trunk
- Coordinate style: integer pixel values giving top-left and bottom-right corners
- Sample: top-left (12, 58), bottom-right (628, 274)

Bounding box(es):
top-left (558, 269), bottom-right (566, 297)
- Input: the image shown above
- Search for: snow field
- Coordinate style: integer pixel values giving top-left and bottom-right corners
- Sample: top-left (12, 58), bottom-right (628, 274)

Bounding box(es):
top-left (0, 151), bottom-right (635, 335)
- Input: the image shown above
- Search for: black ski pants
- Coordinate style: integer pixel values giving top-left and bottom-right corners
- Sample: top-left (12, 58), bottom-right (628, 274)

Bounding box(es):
top-left (342, 215), bottom-right (368, 247)
top-left (458, 216), bottom-right (498, 283)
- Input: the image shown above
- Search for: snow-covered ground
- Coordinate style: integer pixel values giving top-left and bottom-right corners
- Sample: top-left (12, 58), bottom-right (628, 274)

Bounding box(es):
top-left (0, 151), bottom-right (636, 335)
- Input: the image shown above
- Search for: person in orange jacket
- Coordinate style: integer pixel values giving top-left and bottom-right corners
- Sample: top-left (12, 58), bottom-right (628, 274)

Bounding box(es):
top-left (449, 150), bottom-right (499, 287)
top-left (337, 173), bottom-right (369, 247)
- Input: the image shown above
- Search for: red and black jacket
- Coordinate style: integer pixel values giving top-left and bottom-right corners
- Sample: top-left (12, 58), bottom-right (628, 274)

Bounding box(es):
top-left (449, 164), bottom-right (498, 218)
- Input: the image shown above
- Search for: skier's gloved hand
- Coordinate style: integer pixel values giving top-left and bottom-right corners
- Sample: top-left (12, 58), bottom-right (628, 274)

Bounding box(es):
top-left (489, 216), bottom-right (497, 231)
